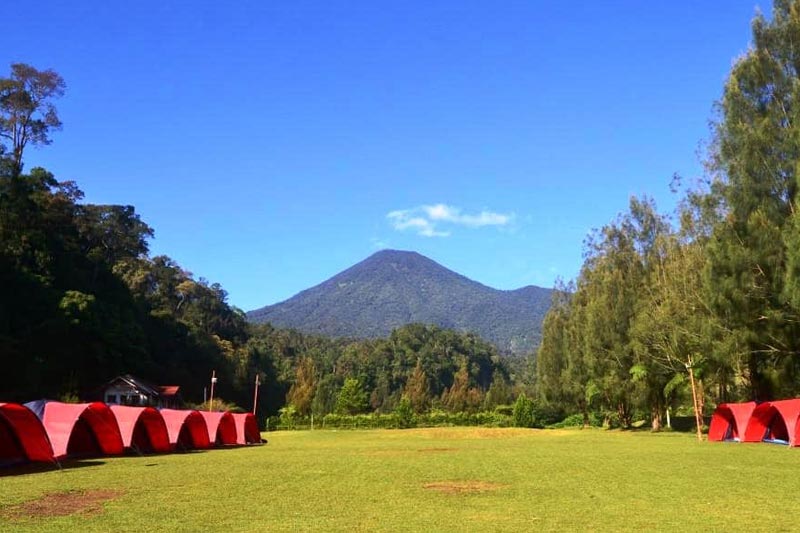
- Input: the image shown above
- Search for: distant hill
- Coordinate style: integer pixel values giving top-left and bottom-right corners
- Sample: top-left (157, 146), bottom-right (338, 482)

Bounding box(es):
top-left (246, 250), bottom-right (552, 355)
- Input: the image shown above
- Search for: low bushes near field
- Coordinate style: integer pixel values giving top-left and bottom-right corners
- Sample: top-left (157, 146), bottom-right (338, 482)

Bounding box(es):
top-left (266, 399), bottom-right (567, 431)
top-left (263, 401), bottom-right (702, 432)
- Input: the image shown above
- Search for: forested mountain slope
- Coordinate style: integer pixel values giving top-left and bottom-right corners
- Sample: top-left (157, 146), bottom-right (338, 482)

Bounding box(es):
top-left (248, 250), bottom-right (551, 355)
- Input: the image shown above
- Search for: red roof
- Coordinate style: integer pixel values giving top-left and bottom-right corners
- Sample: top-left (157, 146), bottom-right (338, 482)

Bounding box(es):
top-left (160, 409), bottom-right (211, 450)
top-left (32, 401), bottom-right (124, 459)
top-left (231, 412), bottom-right (261, 445)
top-left (158, 385), bottom-right (180, 397)
top-left (708, 401), bottom-right (756, 441)
top-left (200, 411), bottom-right (238, 446)
top-left (110, 405), bottom-right (170, 453)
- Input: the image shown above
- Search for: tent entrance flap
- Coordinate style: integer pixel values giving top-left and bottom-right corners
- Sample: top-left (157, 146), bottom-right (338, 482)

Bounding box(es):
top-left (66, 417), bottom-right (102, 457)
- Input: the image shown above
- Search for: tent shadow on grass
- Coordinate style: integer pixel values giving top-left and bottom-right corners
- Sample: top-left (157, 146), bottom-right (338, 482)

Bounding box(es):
top-left (0, 459), bottom-right (106, 478)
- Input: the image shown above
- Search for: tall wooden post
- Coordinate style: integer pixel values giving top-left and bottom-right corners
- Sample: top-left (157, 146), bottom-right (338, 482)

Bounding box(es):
top-left (252, 374), bottom-right (260, 415)
top-left (208, 370), bottom-right (217, 412)
top-left (687, 358), bottom-right (703, 442)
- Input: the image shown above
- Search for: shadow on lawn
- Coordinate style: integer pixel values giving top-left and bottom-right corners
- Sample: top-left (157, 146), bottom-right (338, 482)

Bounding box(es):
top-left (0, 459), bottom-right (106, 477)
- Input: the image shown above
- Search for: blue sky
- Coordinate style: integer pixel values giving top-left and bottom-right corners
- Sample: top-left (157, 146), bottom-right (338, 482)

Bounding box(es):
top-left (7, 1), bottom-right (765, 310)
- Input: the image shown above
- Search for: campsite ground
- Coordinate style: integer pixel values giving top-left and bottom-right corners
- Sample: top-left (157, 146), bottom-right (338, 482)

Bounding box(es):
top-left (0, 427), bottom-right (797, 532)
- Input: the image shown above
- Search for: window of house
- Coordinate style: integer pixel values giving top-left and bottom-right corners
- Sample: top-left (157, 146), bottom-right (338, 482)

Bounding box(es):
top-left (106, 394), bottom-right (118, 404)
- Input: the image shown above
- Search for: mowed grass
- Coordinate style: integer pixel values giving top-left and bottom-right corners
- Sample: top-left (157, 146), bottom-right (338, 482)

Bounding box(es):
top-left (1, 427), bottom-right (799, 532)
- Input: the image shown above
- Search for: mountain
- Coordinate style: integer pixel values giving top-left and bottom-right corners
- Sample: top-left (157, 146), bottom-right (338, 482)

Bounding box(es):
top-left (246, 250), bottom-right (552, 355)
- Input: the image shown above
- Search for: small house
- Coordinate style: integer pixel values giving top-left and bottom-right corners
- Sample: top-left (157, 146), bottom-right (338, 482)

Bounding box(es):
top-left (100, 374), bottom-right (182, 408)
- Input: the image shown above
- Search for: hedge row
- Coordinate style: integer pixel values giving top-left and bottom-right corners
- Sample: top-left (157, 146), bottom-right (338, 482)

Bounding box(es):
top-left (265, 410), bottom-right (515, 431)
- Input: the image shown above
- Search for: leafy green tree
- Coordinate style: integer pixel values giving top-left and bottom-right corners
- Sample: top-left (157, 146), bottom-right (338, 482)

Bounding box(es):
top-left (394, 397), bottom-right (415, 428)
top-left (335, 378), bottom-right (369, 415)
top-left (632, 236), bottom-right (715, 436)
top-left (704, 0), bottom-right (800, 400)
top-left (0, 63), bottom-right (65, 176)
top-left (536, 281), bottom-right (572, 408)
top-left (483, 369), bottom-right (512, 409)
top-left (311, 374), bottom-right (340, 416)
top-left (512, 393), bottom-right (535, 428)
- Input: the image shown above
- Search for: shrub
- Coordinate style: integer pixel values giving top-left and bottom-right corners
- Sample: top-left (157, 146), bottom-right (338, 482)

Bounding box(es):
top-left (279, 405), bottom-right (297, 429)
top-left (512, 394), bottom-right (535, 428)
top-left (394, 398), bottom-right (416, 429)
top-left (548, 412), bottom-right (603, 429)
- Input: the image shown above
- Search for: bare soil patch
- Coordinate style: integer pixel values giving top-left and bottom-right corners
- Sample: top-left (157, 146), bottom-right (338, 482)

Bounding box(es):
top-left (1, 489), bottom-right (124, 519)
top-left (417, 447), bottom-right (457, 453)
top-left (423, 480), bottom-right (508, 494)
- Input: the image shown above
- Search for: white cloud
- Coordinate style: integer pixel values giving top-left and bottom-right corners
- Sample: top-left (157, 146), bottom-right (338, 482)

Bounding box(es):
top-left (387, 203), bottom-right (512, 237)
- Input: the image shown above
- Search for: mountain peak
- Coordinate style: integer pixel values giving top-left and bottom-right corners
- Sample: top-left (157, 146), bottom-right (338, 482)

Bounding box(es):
top-left (247, 251), bottom-right (552, 355)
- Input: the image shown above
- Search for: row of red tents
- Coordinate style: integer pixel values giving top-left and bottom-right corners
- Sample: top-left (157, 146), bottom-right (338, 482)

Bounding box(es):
top-left (709, 399), bottom-right (800, 445)
top-left (0, 400), bottom-right (261, 466)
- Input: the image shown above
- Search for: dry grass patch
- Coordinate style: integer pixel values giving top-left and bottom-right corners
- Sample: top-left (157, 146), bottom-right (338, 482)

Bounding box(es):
top-left (425, 427), bottom-right (534, 440)
top-left (1, 489), bottom-right (124, 520)
top-left (423, 480), bottom-right (508, 494)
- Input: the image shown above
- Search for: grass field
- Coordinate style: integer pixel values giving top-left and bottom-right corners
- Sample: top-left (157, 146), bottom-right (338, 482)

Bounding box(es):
top-left (1, 427), bottom-right (799, 532)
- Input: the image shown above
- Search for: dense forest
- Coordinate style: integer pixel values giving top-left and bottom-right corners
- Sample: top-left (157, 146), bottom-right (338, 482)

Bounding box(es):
top-left (0, 68), bottom-right (513, 420)
top-left (536, 1), bottom-right (800, 433)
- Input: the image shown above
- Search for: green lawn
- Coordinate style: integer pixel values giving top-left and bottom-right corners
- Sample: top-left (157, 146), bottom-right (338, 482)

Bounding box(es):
top-left (1, 427), bottom-right (798, 532)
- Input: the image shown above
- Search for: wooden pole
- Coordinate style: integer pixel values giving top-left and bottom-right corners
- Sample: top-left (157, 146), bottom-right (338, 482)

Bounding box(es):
top-left (687, 358), bottom-right (703, 442)
top-left (252, 374), bottom-right (260, 415)
top-left (208, 370), bottom-right (217, 412)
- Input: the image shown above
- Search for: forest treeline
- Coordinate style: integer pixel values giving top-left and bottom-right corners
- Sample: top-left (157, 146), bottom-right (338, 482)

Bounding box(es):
top-left (0, 64), bottom-right (514, 416)
top-left (536, 2), bottom-right (800, 432)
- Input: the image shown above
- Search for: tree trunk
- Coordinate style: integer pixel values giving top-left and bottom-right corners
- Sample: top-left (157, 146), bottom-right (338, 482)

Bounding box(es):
top-left (579, 399), bottom-right (589, 429)
top-left (687, 358), bottom-right (703, 442)
top-left (651, 404), bottom-right (662, 431)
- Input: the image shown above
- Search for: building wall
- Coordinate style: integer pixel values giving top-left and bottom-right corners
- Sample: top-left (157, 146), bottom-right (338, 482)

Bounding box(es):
top-left (103, 384), bottom-right (150, 406)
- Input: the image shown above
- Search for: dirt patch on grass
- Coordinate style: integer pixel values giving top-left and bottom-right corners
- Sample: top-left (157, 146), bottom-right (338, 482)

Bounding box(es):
top-left (417, 447), bottom-right (457, 453)
top-left (362, 447), bottom-right (457, 457)
top-left (425, 428), bottom-right (534, 440)
top-left (1, 489), bottom-right (124, 519)
top-left (423, 481), bottom-right (508, 494)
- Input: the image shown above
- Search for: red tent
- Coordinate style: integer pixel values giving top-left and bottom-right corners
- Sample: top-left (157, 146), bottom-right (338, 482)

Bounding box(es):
top-left (708, 401), bottom-right (756, 442)
top-left (0, 403), bottom-right (55, 465)
top-left (160, 409), bottom-right (211, 450)
top-left (200, 411), bottom-right (237, 446)
top-left (743, 399), bottom-right (800, 445)
top-left (231, 412), bottom-right (260, 445)
top-left (25, 401), bottom-right (124, 459)
top-left (110, 405), bottom-right (171, 454)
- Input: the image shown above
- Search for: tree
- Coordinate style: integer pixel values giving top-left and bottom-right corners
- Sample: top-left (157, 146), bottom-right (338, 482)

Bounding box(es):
top-left (536, 281), bottom-right (572, 408)
top-left (404, 359), bottom-right (431, 413)
top-left (484, 369), bottom-right (512, 409)
top-left (335, 378), bottom-right (369, 415)
top-left (286, 357), bottom-right (316, 416)
top-left (394, 397), bottom-right (415, 428)
top-left (76, 205), bottom-right (153, 268)
top-left (703, 0), bottom-right (800, 401)
top-left (632, 236), bottom-right (715, 439)
top-left (311, 374), bottom-right (340, 416)
top-left (0, 64), bottom-right (65, 176)
top-left (512, 393), bottom-right (536, 428)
